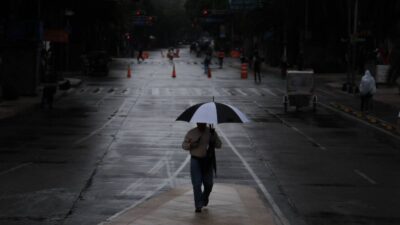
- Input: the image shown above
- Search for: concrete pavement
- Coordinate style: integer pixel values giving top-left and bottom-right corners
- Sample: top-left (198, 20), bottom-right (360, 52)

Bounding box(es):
top-left (101, 184), bottom-right (277, 225)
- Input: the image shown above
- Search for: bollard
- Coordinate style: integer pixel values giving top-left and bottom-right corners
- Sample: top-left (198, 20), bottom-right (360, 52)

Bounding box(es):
top-left (397, 112), bottom-right (400, 133)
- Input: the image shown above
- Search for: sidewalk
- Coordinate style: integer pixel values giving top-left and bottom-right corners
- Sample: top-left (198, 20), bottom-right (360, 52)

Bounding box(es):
top-left (0, 77), bottom-right (82, 120)
top-left (100, 184), bottom-right (277, 225)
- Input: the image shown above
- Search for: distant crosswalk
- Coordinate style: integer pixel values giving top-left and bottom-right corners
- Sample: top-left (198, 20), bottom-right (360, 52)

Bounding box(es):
top-left (122, 60), bottom-right (233, 66)
top-left (66, 86), bottom-right (284, 97)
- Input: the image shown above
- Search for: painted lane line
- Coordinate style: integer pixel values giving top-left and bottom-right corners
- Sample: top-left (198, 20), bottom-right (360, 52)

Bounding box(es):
top-left (100, 155), bottom-right (190, 225)
top-left (0, 162), bottom-right (32, 176)
top-left (217, 127), bottom-right (291, 225)
top-left (120, 155), bottom-right (172, 195)
top-left (120, 178), bottom-right (145, 195)
top-left (354, 169), bottom-right (377, 185)
top-left (165, 158), bottom-right (174, 187)
top-left (248, 88), bottom-right (263, 96)
top-left (235, 88), bottom-right (248, 96)
top-left (262, 88), bottom-right (278, 97)
top-left (291, 127), bottom-right (327, 150)
top-left (76, 99), bottom-right (134, 144)
top-left (254, 101), bottom-right (328, 151)
top-left (221, 88), bottom-right (231, 96)
top-left (122, 88), bottom-right (131, 95)
top-left (316, 88), bottom-right (336, 97)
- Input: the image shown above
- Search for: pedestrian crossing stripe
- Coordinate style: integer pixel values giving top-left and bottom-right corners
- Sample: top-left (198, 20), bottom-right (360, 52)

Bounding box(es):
top-left (68, 87), bottom-right (282, 97)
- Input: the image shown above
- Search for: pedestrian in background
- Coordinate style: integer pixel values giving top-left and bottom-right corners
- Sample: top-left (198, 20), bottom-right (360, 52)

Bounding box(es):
top-left (218, 49), bottom-right (225, 69)
top-left (359, 70), bottom-right (376, 112)
top-left (253, 52), bottom-right (262, 83)
top-left (41, 47), bottom-right (58, 109)
top-left (182, 123), bottom-right (222, 213)
top-left (167, 47), bottom-right (174, 63)
top-left (204, 51), bottom-right (212, 74)
top-left (137, 44), bottom-right (144, 63)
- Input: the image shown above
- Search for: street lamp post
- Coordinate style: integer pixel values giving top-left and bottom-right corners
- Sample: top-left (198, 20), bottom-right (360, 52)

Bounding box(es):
top-left (65, 9), bottom-right (74, 72)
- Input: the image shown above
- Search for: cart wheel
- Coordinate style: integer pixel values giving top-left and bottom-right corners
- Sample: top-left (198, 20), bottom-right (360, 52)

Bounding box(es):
top-left (312, 96), bottom-right (317, 112)
top-left (283, 96), bottom-right (288, 113)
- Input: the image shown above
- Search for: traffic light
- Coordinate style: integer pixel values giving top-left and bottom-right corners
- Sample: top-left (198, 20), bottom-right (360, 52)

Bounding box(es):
top-left (202, 9), bottom-right (209, 16)
top-left (136, 10), bottom-right (141, 16)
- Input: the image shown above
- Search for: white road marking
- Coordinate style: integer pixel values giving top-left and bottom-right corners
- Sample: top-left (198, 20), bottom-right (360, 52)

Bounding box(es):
top-left (217, 127), bottom-right (291, 225)
top-left (0, 162), bottom-right (32, 176)
top-left (248, 88), bottom-right (262, 96)
top-left (254, 101), bottom-right (327, 151)
top-left (235, 88), bottom-right (248, 96)
top-left (317, 88), bottom-right (336, 97)
top-left (291, 127), bottom-right (327, 150)
top-left (100, 154), bottom-right (190, 225)
top-left (122, 88), bottom-right (131, 95)
top-left (92, 87), bottom-right (103, 94)
top-left (221, 88), bottom-right (231, 96)
top-left (354, 169), bottom-right (377, 184)
top-left (75, 99), bottom-right (133, 144)
top-left (262, 88), bottom-right (278, 97)
top-left (273, 88), bottom-right (285, 95)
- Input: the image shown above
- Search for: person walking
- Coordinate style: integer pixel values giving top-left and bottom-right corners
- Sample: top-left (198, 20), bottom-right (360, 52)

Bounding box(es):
top-left (204, 51), bottom-right (212, 75)
top-left (253, 52), bottom-right (262, 83)
top-left (217, 49), bottom-right (225, 69)
top-left (137, 45), bottom-right (144, 63)
top-left (167, 47), bottom-right (174, 63)
top-left (359, 70), bottom-right (376, 112)
top-left (182, 123), bottom-right (222, 213)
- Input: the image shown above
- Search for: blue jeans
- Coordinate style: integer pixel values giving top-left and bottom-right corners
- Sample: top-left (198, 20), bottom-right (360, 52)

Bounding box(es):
top-left (204, 63), bottom-right (209, 74)
top-left (190, 156), bottom-right (213, 209)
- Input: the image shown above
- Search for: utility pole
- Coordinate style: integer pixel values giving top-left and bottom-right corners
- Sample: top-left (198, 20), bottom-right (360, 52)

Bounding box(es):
top-left (344, 0), bottom-right (358, 93)
top-left (35, 0), bottom-right (42, 95)
top-left (350, 0), bottom-right (358, 93)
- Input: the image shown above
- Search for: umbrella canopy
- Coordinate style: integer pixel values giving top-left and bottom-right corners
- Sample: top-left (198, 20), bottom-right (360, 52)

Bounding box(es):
top-left (176, 102), bottom-right (250, 124)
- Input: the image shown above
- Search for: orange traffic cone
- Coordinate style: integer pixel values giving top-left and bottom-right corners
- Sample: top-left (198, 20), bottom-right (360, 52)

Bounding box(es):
top-left (172, 64), bottom-right (176, 78)
top-left (127, 64), bottom-right (131, 78)
top-left (207, 67), bottom-right (212, 78)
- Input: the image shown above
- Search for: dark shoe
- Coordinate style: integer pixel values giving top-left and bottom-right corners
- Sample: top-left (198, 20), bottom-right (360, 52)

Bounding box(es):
top-left (203, 198), bottom-right (209, 207)
top-left (195, 208), bottom-right (202, 213)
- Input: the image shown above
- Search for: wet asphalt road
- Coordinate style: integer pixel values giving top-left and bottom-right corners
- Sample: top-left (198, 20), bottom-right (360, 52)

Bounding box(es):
top-left (0, 48), bottom-right (400, 225)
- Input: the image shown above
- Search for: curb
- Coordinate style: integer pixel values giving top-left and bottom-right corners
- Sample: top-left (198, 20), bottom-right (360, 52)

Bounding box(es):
top-left (0, 78), bottom-right (83, 120)
top-left (320, 102), bottom-right (400, 140)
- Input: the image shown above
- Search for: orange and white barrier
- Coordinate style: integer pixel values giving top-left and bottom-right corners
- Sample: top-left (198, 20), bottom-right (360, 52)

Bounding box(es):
top-left (241, 63), bottom-right (248, 79)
